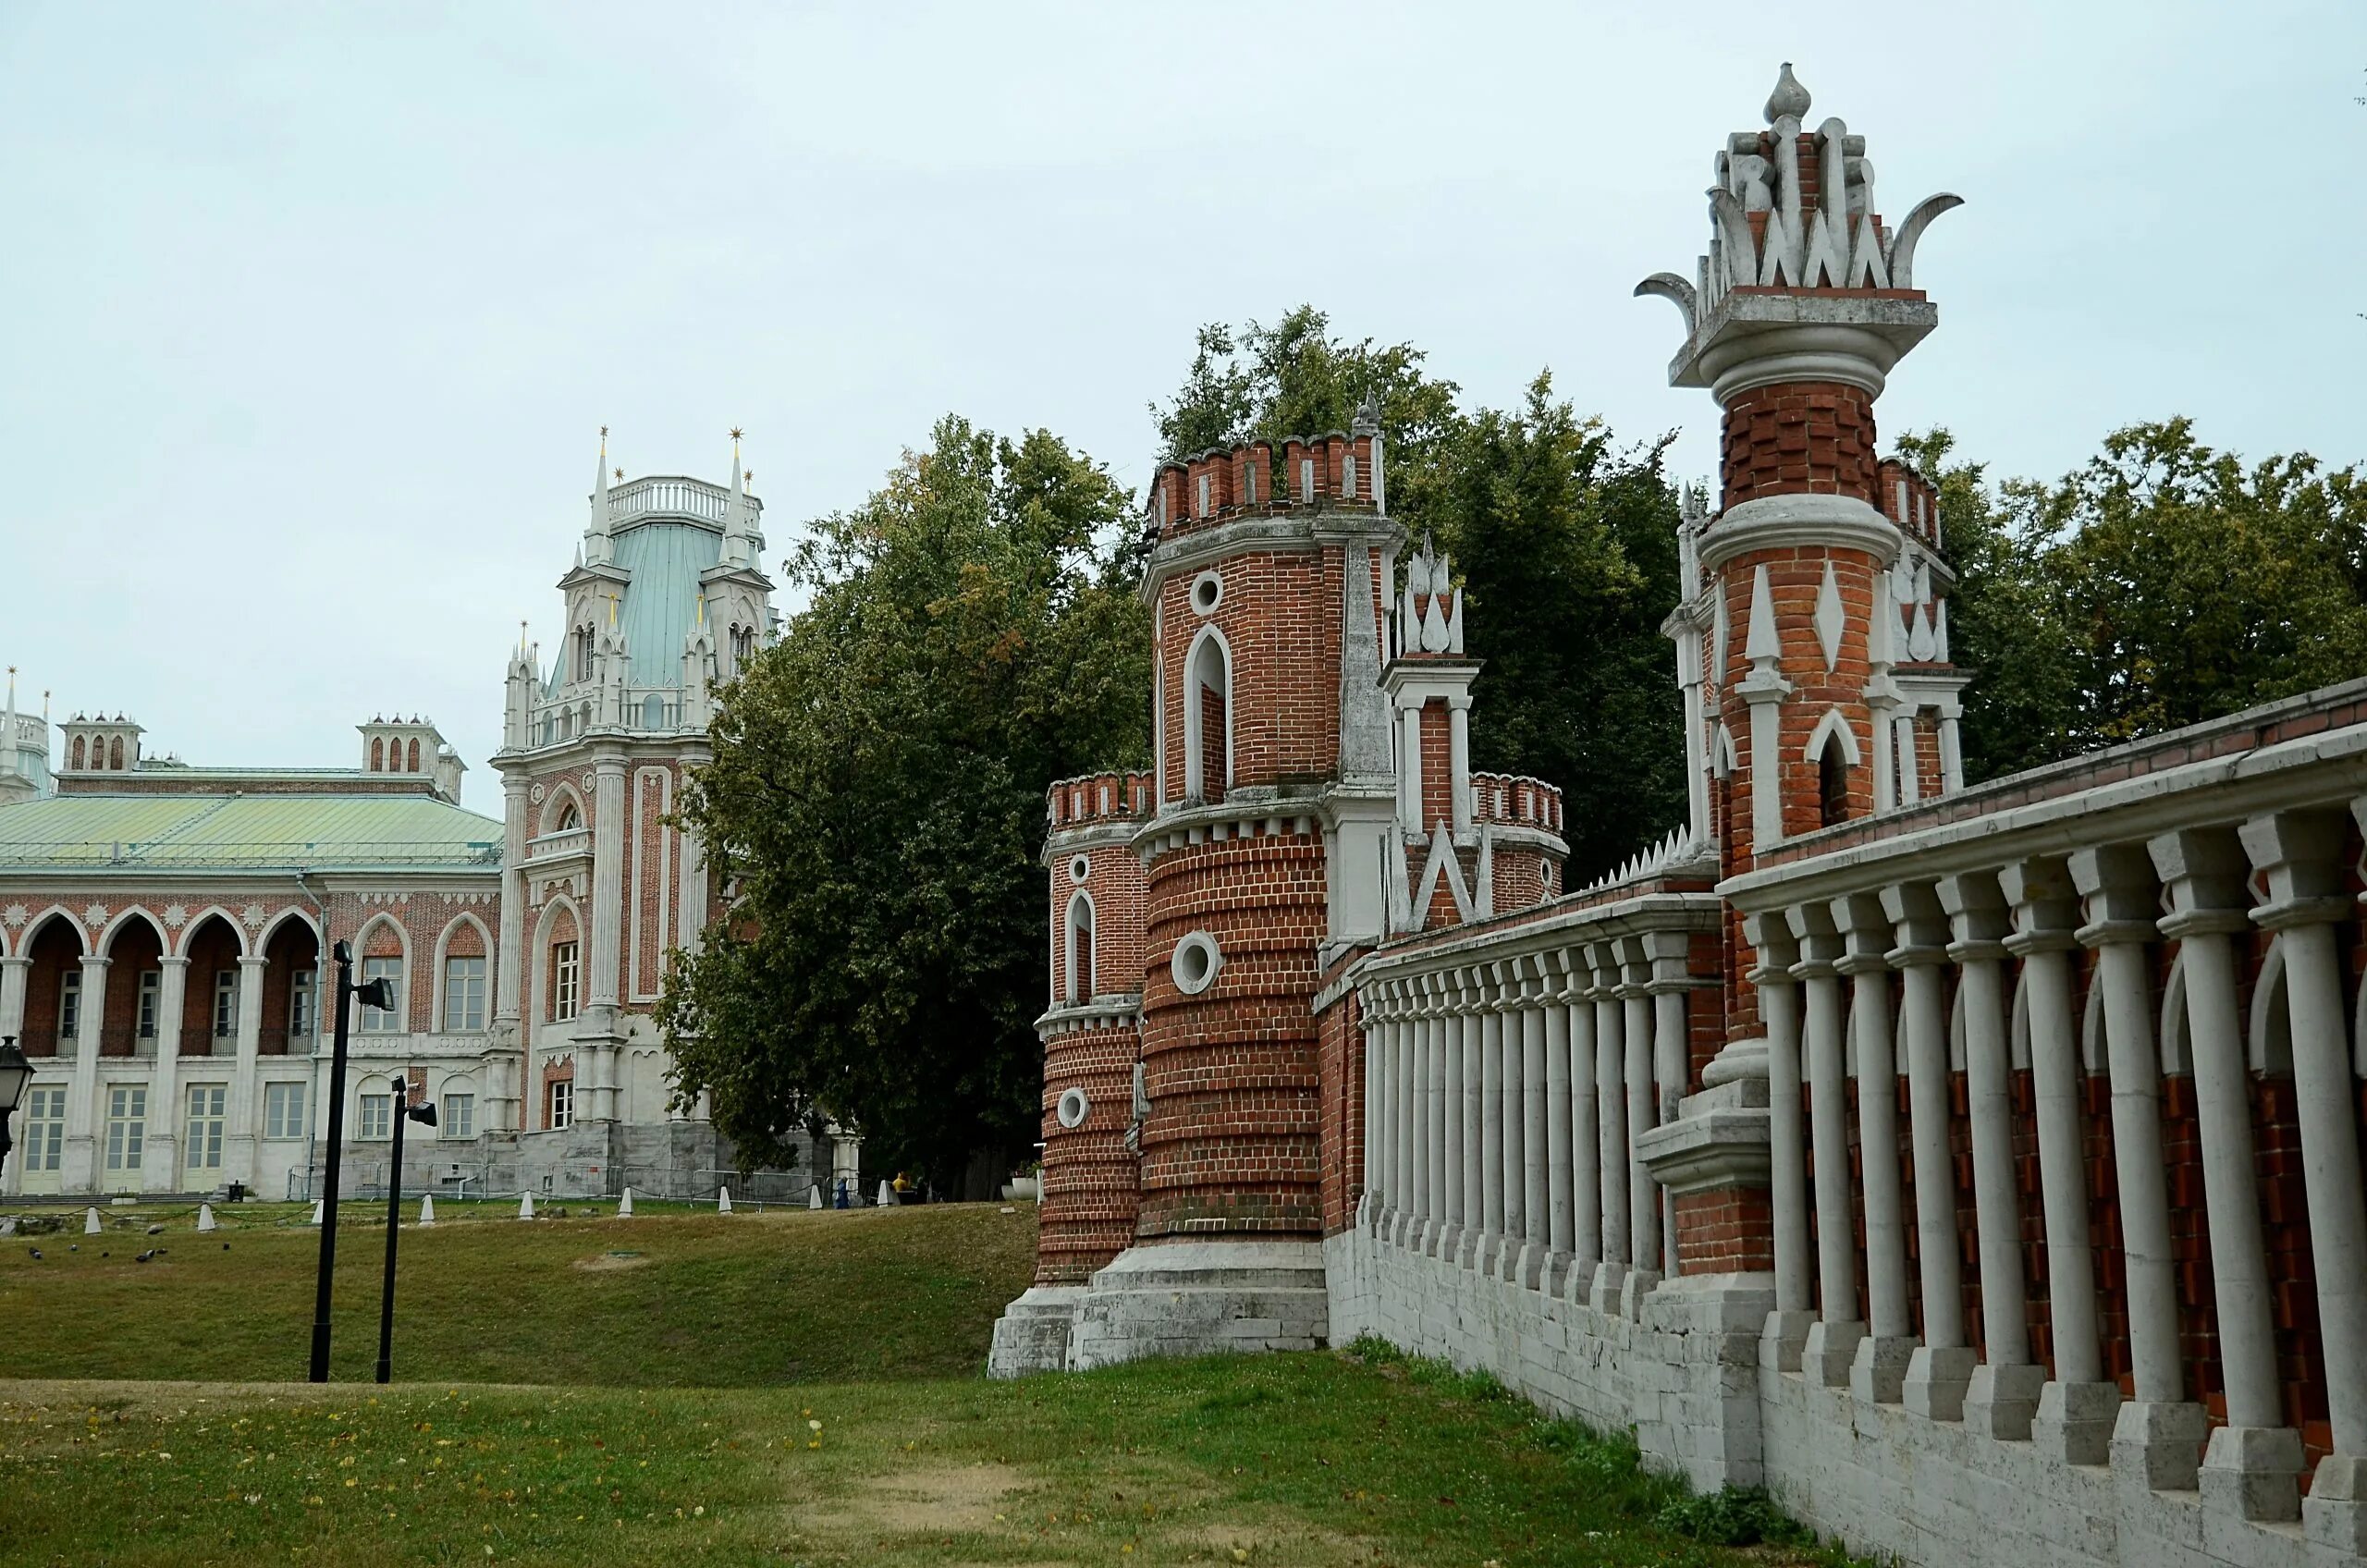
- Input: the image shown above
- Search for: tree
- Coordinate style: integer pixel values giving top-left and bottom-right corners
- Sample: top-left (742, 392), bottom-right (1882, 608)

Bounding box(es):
top-left (1154, 309), bottom-right (1688, 882)
top-left (657, 417), bottom-right (1147, 1190)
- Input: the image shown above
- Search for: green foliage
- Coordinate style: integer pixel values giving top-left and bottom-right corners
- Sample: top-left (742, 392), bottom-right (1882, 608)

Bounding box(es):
top-left (658, 417), bottom-right (1147, 1182)
top-left (1655, 1485), bottom-right (1816, 1548)
top-left (1155, 309), bottom-right (1688, 883)
top-left (1899, 420), bottom-right (2367, 782)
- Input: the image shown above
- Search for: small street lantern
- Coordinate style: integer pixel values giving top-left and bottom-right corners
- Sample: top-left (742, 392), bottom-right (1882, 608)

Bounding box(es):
top-left (0, 1035), bottom-right (33, 1176)
top-left (309, 940), bottom-right (399, 1383)
top-left (375, 1072), bottom-right (437, 1384)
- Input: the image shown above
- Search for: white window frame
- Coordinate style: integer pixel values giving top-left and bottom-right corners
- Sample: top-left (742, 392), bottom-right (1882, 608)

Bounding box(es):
top-left (184, 1084), bottom-right (227, 1172)
top-left (442, 954), bottom-right (487, 1033)
top-left (137, 970), bottom-right (161, 1040)
top-left (57, 970), bottom-right (80, 1038)
top-left (356, 1093), bottom-right (392, 1142)
top-left (289, 972), bottom-right (314, 1040)
top-left (550, 941), bottom-right (581, 1023)
top-left (264, 1081), bottom-right (307, 1140)
top-left (359, 956), bottom-right (403, 1034)
top-left (441, 1093), bottom-right (475, 1141)
top-left (104, 1084), bottom-right (147, 1171)
top-left (212, 968), bottom-right (239, 1039)
top-left (25, 1084), bottom-right (67, 1171)
top-left (547, 1080), bottom-right (573, 1131)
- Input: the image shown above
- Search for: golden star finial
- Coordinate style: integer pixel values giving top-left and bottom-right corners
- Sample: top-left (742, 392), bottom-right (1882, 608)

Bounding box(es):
top-left (614, 467), bottom-right (623, 482)
top-left (729, 427), bottom-right (744, 442)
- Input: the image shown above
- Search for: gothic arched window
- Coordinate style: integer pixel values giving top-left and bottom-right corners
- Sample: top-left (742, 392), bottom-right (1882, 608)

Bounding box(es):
top-left (1817, 736), bottom-right (1849, 827)
top-left (108, 736), bottom-right (124, 770)
top-left (407, 738), bottom-right (421, 772)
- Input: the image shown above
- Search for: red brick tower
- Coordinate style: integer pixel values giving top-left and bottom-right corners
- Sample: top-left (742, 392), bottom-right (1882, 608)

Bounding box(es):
top-left (1636, 61), bottom-right (1963, 1037)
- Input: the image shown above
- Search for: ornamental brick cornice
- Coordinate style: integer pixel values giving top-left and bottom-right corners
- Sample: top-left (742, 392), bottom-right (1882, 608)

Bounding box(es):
top-left (1695, 492), bottom-right (1901, 577)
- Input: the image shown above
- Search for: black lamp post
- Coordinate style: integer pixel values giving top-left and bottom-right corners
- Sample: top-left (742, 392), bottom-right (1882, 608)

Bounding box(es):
top-left (375, 1072), bottom-right (436, 1385)
top-left (309, 939), bottom-right (397, 1383)
top-left (0, 1035), bottom-right (33, 1180)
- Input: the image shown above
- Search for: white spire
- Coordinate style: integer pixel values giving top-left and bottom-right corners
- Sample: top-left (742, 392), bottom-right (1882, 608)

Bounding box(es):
top-left (583, 426), bottom-right (616, 568)
top-left (720, 426), bottom-right (764, 571)
top-left (3, 667), bottom-right (16, 779)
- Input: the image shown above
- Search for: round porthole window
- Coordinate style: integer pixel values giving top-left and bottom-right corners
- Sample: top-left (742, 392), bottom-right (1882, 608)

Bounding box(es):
top-left (1069, 854), bottom-right (1090, 884)
top-left (1056, 1087), bottom-right (1090, 1130)
top-left (1189, 570), bottom-right (1223, 617)
top-left (1171, 930), bottom-right (1222, 996)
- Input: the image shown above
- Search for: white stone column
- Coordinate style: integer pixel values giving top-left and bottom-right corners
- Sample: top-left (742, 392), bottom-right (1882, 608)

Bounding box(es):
top-left (588, 749), bottom-right (629, 1121)
top-left (1441, 973), bottom-right (1469, 1259)
top-left (65, 955), bottom-right (107, 1192)
top-left (2248, 808), bottom-right (2367, 1557)
top-left (1397, 702), bottom-right (1424, 827)
top-left (492, 770), bottom-right (530, 1133)
top-left (1883, 882), bottom-right (1974, 1421)
top-left (225, 954), bottom-right (266, 1181)
top-left (1745, 912), bottom-right (1811, 1370)
top-left (1360, 1011), bottom-right (1380, 1224)
top-left (2002, 857), bottom-right (2118, 1464)
top-left (1478, 974), bottom-right (1505, 1270)
top-left (1935, 697), bottom-right (1966, 794)
top-left (1940, 871), bottom-right (2043, 1442)
top-left (1521, 967), bottom-right (1554, 1291)
top-left (1590, 944), bottom-right (1630, 1311)
top-left (1867, 691), bottom-right (1899, 814)
top-left (1459, 989), bottom-right (1486, 1268)
top-left (1893, 713), bottom-right (1921, 806)
top-left (2070, 843), bottom-right (2204, 1490)
top-left (144, 956), bottom-right (189, 1194)
top-left (1644, 929), bottom-right (1692, 1278)
top-left (1789, 903), bottom-right (1860, 1387)
top-left (0, 955), bottom-right (28, 1036)
top-left (1421, 992), bottom-right (1445, 1253)
top-left (1619, 937), bottom-right (1660, 1293)
top-left (1447, 694), bottom-right (1473, 836)
top-left (1498, 969), bottom-right (1529, 1280)
top-left (2152, 827), bottom-right (2304, 1523)
top-left (1834, 894), bottom-right (1912, 1404)
top-left (1394, 994), bottom-right (1417, 1245)
top-left (1543, 951), bottom-right (1576, 1294)
top-left (1567, 961), bottom-right (1602, 1303)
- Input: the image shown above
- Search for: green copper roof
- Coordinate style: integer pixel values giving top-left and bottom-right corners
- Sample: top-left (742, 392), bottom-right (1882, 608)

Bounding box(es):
top-left (0, 790), bottom-right (502, 870)
top-left (614, 520), bottom-right (720, 688)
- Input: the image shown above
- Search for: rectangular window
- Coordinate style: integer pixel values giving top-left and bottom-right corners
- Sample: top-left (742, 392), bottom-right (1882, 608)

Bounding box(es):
top-left (136, 971), bottom-right (161, 1039)
top-left (546, 1080), bottom-right (572, 1131)
top-left (550, 942), bottom-right (580, 1023)
top-left (25, 1085), bottom-right (66, 1171)
top-left (357, 1093), bottom-right (392, 1141)
top-left (264, 1081), bottom-right (308, 1140)
top-left (57, 971), bottom-right (80, 1038)
top-left (213, 969), bottom-right (239, 1037)
top-left (104, 1084), bottom-right (146, 1171)
top-left (185, 1084), bottom-right (227, 1172)
top-left (442, 955), bottom-right (486, 1032)
top-left (289, 973), bottom-right (314, 1040)
top-left (359, 957), bottom-right (402, 1034)
top-left (441, 1093), bottom-right (475, 1141)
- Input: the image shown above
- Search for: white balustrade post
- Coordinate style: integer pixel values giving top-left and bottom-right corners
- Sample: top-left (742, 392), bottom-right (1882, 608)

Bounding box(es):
top-left (1939, 871), bottom-right (2043, 1441)
top-left (1618, 935), bottom-right (1661, 1297)
top-left (1834, 893), bottom-right (1912, 1405)
top-left (1395, 987), bottom-right (1418, 1247)
top-left (1742, 913), bottom-right (1811, 1370)
top-left (1359, 1008), bottom-right (1380, 1226)
top-left (1540, 951), bottom-right (1575, 1295)
top-left (1408, 982), bottom-right (1432, 1249)
top-left (1884, 881), bottom-right (1975, 1423)
top-left (1566, 955), bottom-right (1602, 1305)
top-left (2249, 809), bottom-right (2367, 1555)
top-left (2002, 857), bottom-right (2119, 1464)
top-left (1516, 969), bottom-right (1550, 1288)
top-left (1477, 967), bottom-right (1505, 1271)
top-left (2152, 827), bottom-right (2305, 1522)
top-left (1424, 985), bottom-right (1448, 1255)
top-left (1789, 903), bottom-right (1861, 1387)
top-left (1589, 942), bottom-right (1631, 1312)
top-left (2070, 843), bottom-right (2205, 1490)
top-left (1459, 984), bottom-right (1487, 1268)
top-left (1499, 964), bottom-right (1529, 1281)
top-left (1441, 972), bottom-right (1469, 1261)
top-left (1644, 929), bottom-right (1693, 1278)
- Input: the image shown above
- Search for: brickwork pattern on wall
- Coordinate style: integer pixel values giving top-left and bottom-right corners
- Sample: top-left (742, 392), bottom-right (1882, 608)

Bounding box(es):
top-left (1156, 548), bottom-right (1346, 804)
top-left (1675, 1186), bottom-right (1776, 1273)
top-left (1036, 1020), bottom-right (1141, 1283)
top-left (1718, 382), bottom-right (1880, 510)
top-left (1136, 829), bottom-right (1329, 1238)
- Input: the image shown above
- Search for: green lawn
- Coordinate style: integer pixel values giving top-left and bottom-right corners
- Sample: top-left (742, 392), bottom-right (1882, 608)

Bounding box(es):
top-left (2, 1201), bottom-right (1860, 1565)
top-left (0, 1199), bottom-right (1035, 1385)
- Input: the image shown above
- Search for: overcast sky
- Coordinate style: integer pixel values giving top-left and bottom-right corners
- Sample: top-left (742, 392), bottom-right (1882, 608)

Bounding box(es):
top-left (4, 2), bottom-right (2360, 815)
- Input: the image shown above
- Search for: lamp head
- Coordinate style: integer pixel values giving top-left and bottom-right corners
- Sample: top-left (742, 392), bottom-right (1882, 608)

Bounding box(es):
top-left (0, 1035), bottom-right (31, 1116)
top-left (356, 977), bottom-right (397, 1012)
top-left (333, 938), bottom-right (353, 966)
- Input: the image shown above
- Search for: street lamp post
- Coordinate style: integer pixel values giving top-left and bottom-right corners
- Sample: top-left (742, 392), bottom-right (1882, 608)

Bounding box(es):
top-left (309, 940), bottom-right (397, 1383)
top-left (375, 1073), bottom-right (436, 1384)
top-left (0, 1035), bottom-right (33, 1185)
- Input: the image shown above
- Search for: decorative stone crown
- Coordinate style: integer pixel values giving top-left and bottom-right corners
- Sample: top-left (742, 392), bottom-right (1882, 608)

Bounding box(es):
top-left (1392, 535), bottom-right (1466, 659)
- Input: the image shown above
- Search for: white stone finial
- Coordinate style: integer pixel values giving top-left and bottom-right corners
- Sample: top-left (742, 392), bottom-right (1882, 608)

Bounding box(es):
top-left (1765, 62), bottom-right (1810, 126)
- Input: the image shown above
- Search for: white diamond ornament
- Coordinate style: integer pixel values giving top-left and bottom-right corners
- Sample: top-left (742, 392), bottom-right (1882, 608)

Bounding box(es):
top-left (1814, 560), bottom-right (1846, 673)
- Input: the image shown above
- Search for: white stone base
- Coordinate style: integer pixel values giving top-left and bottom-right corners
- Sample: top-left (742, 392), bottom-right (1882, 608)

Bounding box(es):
top-left (1064, 1241), bottom-right (1329, 1370)
top-left (985, 1284), bottom-right (1085, 1379)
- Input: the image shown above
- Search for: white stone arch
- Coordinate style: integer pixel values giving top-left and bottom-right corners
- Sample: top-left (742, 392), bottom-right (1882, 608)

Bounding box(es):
top-left (1802, 706), bottom-right (1862, 766)
top-left (171, 903), bottom-right (254, 961)
top-left (10, 904), bottom-right (90, 962)
top-left (97, 904), bottom-right (175, 961)
top-left (1063, 889), bottom-right (1096, 1003)
top-left (531, 893), bottom-right (584, 1026)
top-left (1182, 623), bottom-right (1234, 802)
top-left (2158, 951), bottom-right (2191, 1077)
top-left (252, 905), bottom-right (322, 958)
top-left (2247, 938), bottom-right (2295, 1076)
top-left (538, 783), bottom-right (585, 838)
top-left (430, 912), bottom-right (496, 1033)
top-left (1711, 722), bottom-right (1738, 779)
top-left (350, 911), bottom-right (413, 1032)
